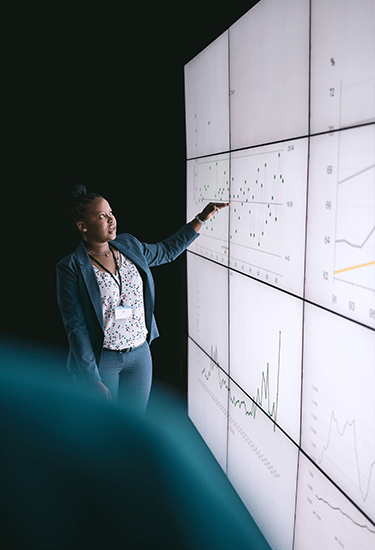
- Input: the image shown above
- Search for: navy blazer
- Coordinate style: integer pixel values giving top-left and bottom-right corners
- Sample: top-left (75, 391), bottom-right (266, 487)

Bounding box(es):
top-left (56, 223), bottom-right (199, 384)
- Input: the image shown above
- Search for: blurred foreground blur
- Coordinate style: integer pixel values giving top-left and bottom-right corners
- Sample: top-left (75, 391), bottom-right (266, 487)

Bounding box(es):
top-left (0, 334), bottom-right (271, 550)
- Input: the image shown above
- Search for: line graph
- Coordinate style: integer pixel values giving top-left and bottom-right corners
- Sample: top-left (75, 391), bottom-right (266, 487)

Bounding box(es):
top-left (319, 411), bottom-right (375, 504)
top-left (230, 270), bottom-right (302, 443)
top-left (201, 346), bottom-right (229, 391)
top-left (295, 453), bottom-right (375, 550)
top-left (305, 124), bottom-right (375, 327)
top-left (200, 334), bottom-right (281, 430)
top-left (191, 337), bottom-right (290, 491)
top-left (227, 375), bottom-right (299, 550)
top-left (334, 136), bottom-right (375, 292)
top-left (315, 495), bottom-right (375, 534)
top-left (337, 164), bottom-right (375, 186)
top-left (228, 387), bottom-right (281, 481)
top-left (335, 225), bottom-right (375, 250)
top-left (188, 339), bottom-right (228, 471)
top-left (302, 303), bottom-right (375, 522)
top-left (228, 331), bottom-right (281, 431)
top-left (334, 260), bottom-right (375, 275)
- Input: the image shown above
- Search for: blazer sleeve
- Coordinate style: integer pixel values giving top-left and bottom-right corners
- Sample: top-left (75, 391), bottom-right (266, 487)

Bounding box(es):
top-left (56, 259), bottom-right (102, 385)
top-left (141, 223), bottom-right (199, 268)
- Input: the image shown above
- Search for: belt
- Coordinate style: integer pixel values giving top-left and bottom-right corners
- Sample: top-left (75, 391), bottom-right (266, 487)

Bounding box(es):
top-left (103, 340), bottom-right (146, 354)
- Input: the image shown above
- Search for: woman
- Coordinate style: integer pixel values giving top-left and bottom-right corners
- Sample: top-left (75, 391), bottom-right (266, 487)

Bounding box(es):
top-left (56, 185), bottom-right (229, 412)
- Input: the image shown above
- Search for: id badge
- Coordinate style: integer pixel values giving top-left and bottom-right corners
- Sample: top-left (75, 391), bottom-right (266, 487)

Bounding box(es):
top-left (115, 305), bottom-right (132, 320)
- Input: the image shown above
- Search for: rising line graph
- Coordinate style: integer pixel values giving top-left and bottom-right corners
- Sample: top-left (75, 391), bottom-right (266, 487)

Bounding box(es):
top-left (333, 127), bottom-right (375, 291)
top-left (337, 163), bottom-right (375, 186)
top-left (201, 332), bottom-right (282, 431)
top-left (334, 260), bottom-right (375, 275)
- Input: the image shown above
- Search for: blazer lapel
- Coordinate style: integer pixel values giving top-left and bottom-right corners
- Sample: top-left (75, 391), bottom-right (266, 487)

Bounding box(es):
top-left (110, 240), bottom-right (148, 272)
top-left (76, 241), bottom-right (104, 331)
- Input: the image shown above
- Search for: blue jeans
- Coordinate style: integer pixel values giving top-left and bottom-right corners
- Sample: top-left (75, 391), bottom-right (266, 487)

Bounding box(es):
top-left (99, 341), bottom-right (153, 413)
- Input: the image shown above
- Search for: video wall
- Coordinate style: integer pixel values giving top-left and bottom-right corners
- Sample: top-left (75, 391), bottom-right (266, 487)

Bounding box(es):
top-left (184, 0), bottom-right (375, 549)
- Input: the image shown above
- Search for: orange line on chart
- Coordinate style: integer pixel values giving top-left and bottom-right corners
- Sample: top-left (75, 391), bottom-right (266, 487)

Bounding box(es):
top-left (334, 260), bottom-right (375, 275)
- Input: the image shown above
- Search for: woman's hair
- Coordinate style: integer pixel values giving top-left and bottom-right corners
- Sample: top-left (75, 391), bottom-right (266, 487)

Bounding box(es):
top-left (60, 184), bottom-right (101, 225)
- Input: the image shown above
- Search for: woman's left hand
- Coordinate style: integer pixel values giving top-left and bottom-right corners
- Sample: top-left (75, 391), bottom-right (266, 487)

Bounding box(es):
top-left (189, 202), bottom-right (231, 233)
top-left (199, 202), bottom-right (231, 222)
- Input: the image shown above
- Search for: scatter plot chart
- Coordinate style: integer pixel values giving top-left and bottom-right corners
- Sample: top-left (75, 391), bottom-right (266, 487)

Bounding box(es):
top-left (230, 150), bottom-right (283, 249)
top-left (187, 153), bottom-right (230, 265)
top-left (229, 139), bottom-right (308, 296)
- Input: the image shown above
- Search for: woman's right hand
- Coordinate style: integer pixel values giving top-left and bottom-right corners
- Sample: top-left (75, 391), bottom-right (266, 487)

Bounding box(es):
top-left (94, 381), bottom-right (112, 401)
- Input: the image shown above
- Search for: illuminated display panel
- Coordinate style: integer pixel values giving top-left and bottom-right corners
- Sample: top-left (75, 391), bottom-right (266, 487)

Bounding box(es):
top-left (229, 138), bottom-right (308, 296)
top-left (227, 381), bottom-right (299, 550)
top-left (187, 253), bottom-right (228, 373)
top-left (186, 153), bottom-right (230, 266)
top-left (302, 303), bottom-right (375, 523)
top-left (310, 0), bottom-right (375, 134)
top-left (229, 271), bottom-right (303, 444)
top-left (294, 454), bottom-right (375, 550)
top-left (305, 125), bottom-right (375, 328)
top-left (187, 338), bottom-right (228, 471)
top-left (184, 31), bottom-right (229, 159)
top-left (229, 0), bottom-right (309, 150)
top-left (185, 0), bottom-right (375, 548)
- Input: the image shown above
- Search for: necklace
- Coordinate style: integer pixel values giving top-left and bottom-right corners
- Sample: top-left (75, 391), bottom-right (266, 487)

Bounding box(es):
top-left (86, 245), bottom-right (111, 257)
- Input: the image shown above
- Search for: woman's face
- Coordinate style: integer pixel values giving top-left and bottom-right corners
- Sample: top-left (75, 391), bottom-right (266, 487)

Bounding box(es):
top-left (77, 197), bottom-right (117, 243)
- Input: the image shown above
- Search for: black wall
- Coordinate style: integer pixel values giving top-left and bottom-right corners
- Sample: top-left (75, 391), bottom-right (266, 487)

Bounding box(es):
top-left (3, 2), bottom-right (257, 393)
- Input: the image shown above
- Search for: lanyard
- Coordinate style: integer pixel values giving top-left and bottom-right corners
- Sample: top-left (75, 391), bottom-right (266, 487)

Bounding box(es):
top-left (88, 245), bottom-right (124, 304)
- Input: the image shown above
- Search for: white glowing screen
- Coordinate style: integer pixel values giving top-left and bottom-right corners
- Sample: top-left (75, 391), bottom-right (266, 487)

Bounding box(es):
top-left (185, 0), bottom-right (375, 548)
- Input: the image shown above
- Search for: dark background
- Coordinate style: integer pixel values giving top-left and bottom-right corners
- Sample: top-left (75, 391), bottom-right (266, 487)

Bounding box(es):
top-left (3, 1), bottom-right (258, 395)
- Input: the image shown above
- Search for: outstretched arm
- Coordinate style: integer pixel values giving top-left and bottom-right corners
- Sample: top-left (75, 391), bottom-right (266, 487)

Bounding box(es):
top-left (141, 202), bottom-right (230, 267)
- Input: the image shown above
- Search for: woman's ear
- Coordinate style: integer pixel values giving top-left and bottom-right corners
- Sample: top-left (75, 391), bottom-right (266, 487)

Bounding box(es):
top-left (76, 220), bottom-right (87, 234)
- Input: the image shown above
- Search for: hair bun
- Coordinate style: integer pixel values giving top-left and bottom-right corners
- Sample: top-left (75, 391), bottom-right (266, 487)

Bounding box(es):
top-left (57, 183), bottom-right (101, 227)
top-left (69, 184), bottom-right (87, 198)
top-left (60, 184), bottom-right (88, 208)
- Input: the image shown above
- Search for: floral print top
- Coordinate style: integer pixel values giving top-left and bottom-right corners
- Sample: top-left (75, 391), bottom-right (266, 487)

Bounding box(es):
top-left (92, 252), bottom-right (148, 350)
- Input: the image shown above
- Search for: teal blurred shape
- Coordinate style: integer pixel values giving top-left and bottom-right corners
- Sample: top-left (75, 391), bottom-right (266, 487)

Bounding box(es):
top-left (0, 335), bottom-right (271, 550)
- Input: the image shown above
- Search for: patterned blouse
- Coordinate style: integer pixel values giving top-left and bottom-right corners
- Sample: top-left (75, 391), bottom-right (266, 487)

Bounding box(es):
top-left (92, 252), bottom-right (148, 350)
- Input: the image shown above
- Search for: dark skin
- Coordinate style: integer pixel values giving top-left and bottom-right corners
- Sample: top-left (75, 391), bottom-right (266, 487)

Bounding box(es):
top-left (77, 196), bottom-right (230, 399)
